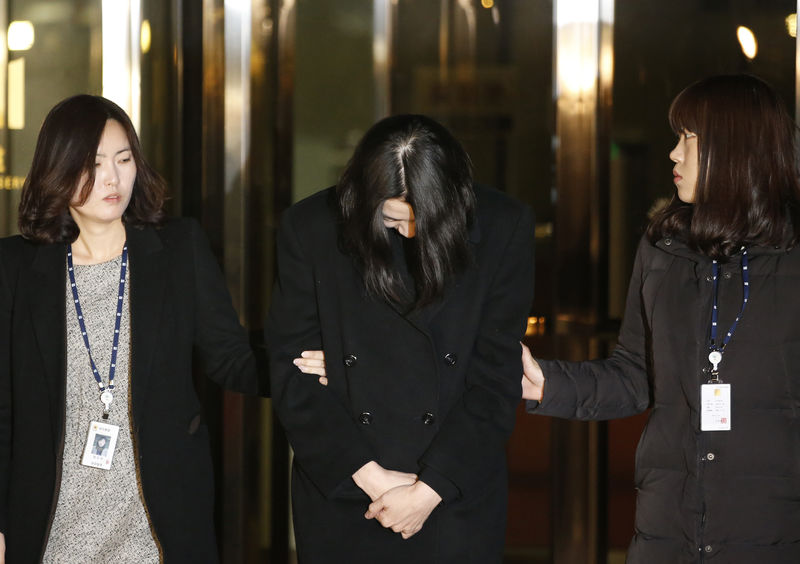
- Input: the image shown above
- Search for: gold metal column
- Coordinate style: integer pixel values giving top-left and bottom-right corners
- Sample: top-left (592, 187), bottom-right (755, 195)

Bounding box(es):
top-left (551, 1), bottom-right (614, 562)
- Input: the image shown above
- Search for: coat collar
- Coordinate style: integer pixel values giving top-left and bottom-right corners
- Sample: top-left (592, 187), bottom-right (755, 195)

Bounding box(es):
top-left (654, 236), bottom-right (789, 262)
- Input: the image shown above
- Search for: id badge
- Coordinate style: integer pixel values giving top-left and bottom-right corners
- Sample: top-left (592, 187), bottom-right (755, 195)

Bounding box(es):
top-left (701, 383), bottom-right (731, 431)
top-left (81, 420), bottom-right (120, 470)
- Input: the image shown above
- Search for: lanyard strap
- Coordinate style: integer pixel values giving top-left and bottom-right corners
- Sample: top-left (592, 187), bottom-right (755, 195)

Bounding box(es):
top-left (67, 244), bottom-right (128, 392)
top-left (708, 247), bottom-right (749, 379)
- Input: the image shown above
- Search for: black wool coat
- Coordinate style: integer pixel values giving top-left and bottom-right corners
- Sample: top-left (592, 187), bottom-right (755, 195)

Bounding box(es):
top-left (0, 219), bottom-right (259, 563)
top-left (530, 236), bottom-right (800, 563)
top-left (267, 185), bottom-right (535, 563)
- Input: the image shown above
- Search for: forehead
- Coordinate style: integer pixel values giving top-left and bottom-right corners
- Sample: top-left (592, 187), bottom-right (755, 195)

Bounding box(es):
top-left (668, 94), bottom-right (701, 135)
top-left (382, 197), bottom-right (413, 218)
top-left (98, 119), bottom-right (130, 150)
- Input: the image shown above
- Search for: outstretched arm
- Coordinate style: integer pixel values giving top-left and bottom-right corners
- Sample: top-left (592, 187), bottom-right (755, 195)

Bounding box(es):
top-left (188, 220), bottom-right (261, 395)
top-left (526, 238), bottom-right (653, 420)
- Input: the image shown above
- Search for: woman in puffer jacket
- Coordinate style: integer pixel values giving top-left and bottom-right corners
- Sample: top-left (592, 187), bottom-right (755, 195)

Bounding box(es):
top-left (524, 74), bottom-right (800, 563)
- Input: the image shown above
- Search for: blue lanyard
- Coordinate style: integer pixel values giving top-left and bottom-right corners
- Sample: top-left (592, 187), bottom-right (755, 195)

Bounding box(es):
top-left (67, 244), bottom-right (128, 416)
top-left (707, 247), bottom-right (749, 381)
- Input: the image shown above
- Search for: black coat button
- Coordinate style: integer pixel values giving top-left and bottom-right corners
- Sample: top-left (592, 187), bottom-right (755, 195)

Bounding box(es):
top-left (344, 354), bottom-right (358, 367)
top-left (444, 353), bottom-right (457, 366)
top-left (422, 412), bottom-right (435, 425)
top-left (359, 412), bottom-right (373, 425)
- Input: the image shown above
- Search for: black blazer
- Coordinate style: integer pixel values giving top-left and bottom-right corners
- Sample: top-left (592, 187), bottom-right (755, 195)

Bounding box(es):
top-left (267, 185), bottom-right (535, 563)
top-left (0, 218), bottom-right (258, 562)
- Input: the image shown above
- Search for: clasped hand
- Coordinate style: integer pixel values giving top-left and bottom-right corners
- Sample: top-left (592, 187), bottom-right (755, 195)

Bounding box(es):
top-left (365, 479), bottom-right (442, 539)
top-left (352, 461), bottom-right (441, 539)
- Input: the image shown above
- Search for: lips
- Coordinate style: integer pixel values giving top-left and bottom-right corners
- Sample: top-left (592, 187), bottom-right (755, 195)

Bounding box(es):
top-left (673, 170), bottom-right (682, 183)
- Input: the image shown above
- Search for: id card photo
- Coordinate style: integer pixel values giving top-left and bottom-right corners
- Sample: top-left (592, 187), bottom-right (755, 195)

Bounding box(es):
top-left (81, 420), bottom-right (120, 470)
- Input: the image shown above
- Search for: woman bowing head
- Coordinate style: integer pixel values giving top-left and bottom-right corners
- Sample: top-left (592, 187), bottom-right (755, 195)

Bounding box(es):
top-left (268, 114), bottom-right (535, 563)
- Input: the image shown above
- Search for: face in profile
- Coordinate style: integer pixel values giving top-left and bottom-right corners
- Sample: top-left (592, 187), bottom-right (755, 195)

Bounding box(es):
top-left (382, 198), bottom-right (416, 238)
top-left (670, 130), bottom-right (698, 203)
top-left (69, 119), bottom-right (137, 228)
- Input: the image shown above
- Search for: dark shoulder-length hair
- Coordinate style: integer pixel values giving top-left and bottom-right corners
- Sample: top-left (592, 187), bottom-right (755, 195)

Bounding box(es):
top-left (18, 94), bottom-right (166, 243)
top-left (647, 74), bottom-right (800, 259)
top-left (337, 114), bottom-right (476, 308)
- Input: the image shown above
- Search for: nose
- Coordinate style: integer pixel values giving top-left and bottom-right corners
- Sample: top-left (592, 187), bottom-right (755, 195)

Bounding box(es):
top-left (99, 161), bottom-right (119, 186)
top-left (397, 221), bottom-right (416, 238)
top-left (669, 139), bottom-right (682, 163)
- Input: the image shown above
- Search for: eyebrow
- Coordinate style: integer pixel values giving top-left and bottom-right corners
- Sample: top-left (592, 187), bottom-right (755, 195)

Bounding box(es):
top-left (383, 214), bottom-right (415, 222)
top-left (96, 147), bottom-right (132, 157)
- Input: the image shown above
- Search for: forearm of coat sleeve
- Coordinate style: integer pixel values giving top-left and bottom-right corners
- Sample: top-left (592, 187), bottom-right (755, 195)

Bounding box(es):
top-left (532, 351), bottom-right (649, 420)
top-left (0, 247), bottom-right (12, 533)
top-left (190, 220), bottom-right (261, 395)
top-left (266, 210), bottom-right (375, 497)
top-left (529, 240), bottom-right (651, 420)
top-left (419, 205), bottom-right (535, 501)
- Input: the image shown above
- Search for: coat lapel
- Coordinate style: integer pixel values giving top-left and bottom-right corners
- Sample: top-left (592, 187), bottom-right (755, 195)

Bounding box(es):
top-left (28, 243), bottom-right (68, 440)
top-left (126, 225), bottom-right (167, 416)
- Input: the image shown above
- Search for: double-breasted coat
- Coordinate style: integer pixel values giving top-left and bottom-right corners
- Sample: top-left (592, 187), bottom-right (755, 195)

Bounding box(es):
top-left (0, 219), bottom-right (259, 562)
top-left (267, 185), bottom-right (535, 563)
top-left (530, 236), bottom-right (800, 563)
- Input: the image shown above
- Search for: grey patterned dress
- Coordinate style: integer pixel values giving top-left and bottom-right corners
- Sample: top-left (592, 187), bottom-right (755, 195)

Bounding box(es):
top-left (42, 255), bottom-right (160, 563)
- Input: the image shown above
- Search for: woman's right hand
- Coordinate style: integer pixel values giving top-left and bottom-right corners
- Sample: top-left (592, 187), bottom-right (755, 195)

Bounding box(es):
top-left (293, 350), bottom-right (327, 385)
top-left (521, 342), bottom-right (545, 402)
top-left (1, 531), bottom-right (5, 564)
top-left (352, 461), bottom-right (418, 502)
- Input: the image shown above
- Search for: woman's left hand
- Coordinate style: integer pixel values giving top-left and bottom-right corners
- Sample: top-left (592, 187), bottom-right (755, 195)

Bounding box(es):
top-left (364, 481), bottom-right (442, 539)
top-left (521, 342), bottom-right (545, 401)
top-left (293, 350), bottom-right (327, 385)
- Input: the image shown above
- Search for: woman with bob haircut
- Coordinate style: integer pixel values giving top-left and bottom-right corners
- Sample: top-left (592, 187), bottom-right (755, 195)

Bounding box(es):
top-left (0, 94), bottom-right (263, 563)
top-left (268, 114), bottom-right (535, 562)
top-left (523, 74), bottom-right (800, 563)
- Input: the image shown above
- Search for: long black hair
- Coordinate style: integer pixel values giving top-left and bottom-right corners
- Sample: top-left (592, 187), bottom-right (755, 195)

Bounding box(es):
top-left (648, 74), bottom-right (800, 259)
top-left (337, 114), bottom-right (476, 308)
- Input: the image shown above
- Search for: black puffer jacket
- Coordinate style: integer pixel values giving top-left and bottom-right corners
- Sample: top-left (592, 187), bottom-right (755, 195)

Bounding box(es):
top-left (529, 236), bottom-right (800, 563)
